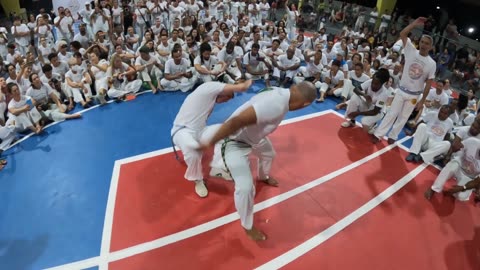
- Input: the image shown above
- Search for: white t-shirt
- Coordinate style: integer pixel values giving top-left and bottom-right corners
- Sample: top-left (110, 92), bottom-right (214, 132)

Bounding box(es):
top-left (456, 137), bottom-right (480, 178)
top-left (243, 51), bottom-right (267, 67)
top-left (173, 82), bottom-right (225, 132)
top-left (217, 47), bottom-right (240, 66)
top-left (65, 70), bottom-right (85, 85)
top-left (400, 39), bottom-right (436, 94)
top-left (277, 54), bottom-right (300, 68)
top-left (423, 111), bottom-right (454, 142)
top-left (322, 70), bottom-right (345, 88)
top-left (349, 71), bottom-right (370, 88)
top-left (456, 126), bottom-right (480, 140)
top-left (26, 84), bottom-right (54, 103)
top-left (361, 79), bottom-right (389, 109)
top-left (164, 58), bottom-right (191, 75)
top-left (425, 89), bottom-right (449, 106)
top-left (194, 55), bottom-right (219, 70)
top-left (229, 87), bottom-right (290, 145)
top-left (91, 59), bottom-right (109, 80)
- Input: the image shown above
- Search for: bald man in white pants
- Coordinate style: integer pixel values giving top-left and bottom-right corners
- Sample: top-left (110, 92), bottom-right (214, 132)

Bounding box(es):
top-left (200, 81), bottom-right (317, 241)
top-left (171, 80), bottom-right (252, 197)
top-left (372, 17), bottom-right (436, 145)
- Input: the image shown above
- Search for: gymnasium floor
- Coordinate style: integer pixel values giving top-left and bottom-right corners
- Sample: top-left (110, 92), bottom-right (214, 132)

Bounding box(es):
top-left (1, 81), bottom-right (479, 270)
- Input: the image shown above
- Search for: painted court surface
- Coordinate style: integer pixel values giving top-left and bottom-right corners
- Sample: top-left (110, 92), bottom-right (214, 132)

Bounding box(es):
top-left (1, 86), bottom-right (479, 270)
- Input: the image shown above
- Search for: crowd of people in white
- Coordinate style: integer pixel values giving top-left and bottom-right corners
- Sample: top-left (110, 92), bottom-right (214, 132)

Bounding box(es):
top-left (0, 0), bottom-right (479, 210)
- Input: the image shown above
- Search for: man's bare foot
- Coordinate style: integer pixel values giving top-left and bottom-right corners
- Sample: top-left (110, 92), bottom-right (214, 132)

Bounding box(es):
top-left (245, 227), bottom-right (267, 241)
top-left (335, 103), bottom-right (346, 110)
top-left (260, 177), bottom-right (279, 187)
top-left (424, 189), bottom-right (434, 200)
top-left (387, 138), bottom-right (396, 145)
top-left (370, 134), bottom-right (380, 144)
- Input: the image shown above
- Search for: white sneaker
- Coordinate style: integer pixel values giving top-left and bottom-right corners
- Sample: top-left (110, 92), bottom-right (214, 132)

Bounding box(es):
top-left (341, 121), bottom-right (354, 128)
top-left (194, 180), bottom-right (208, 198)
top-left (209, 167), bottom-right (233, 181)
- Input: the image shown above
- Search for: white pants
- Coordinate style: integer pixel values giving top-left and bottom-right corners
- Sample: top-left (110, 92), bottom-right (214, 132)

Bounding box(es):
top-left (333, 79), bottom-right (354, 99)
top-left (273, 67), bottom-right (297, 80)
top-left (224, 65), bottom-right (242, 83)
top-left (40, 104), bottom-right (70, 122)
top-left (374, 89), bottom-right (420, 140)
top-left (245, 62), bottom-right (269, 81)
top-left (95, 77), bottom-right (109, 93)
top-left (0, 102), bottom-right (6, 122)
top-left (212, 138), bottom-right (275, 230)
top-left (0, 121), bottom-right (16, 150)
top-left (345, 94), bottom-right (383, 127)
top-left (107, 79), bottom-right (143, 98)
top-left (409, 123), bottom-right (451, 164)
top-left (71, 84), bottom-right (93, 103)
top-left (172, 127), bottom-right (203, 181)
top-left (198, 64), bottom-right (224, 83)
top-left (431, 160), bottom-right (473, 201)
top-left (8, 107), bottom-right (42, 131)
top-left (140, 66), bottom-right (163, 84)
top-left (161, 76), bottom-right (197, 92)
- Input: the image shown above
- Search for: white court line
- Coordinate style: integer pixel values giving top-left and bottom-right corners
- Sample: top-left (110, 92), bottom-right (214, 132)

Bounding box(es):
top-left (254, 164), bottom-right (428, 270)
top-left (45, 129), bottom-right (409, 270)
top-left (329, 110), bottom-right (444, 171)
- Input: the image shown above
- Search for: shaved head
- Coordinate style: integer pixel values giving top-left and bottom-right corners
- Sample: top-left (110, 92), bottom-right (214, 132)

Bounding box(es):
top-left (297, 81), bottom-right (317, 103)
top-left (289, 81), bottom-right (317, 110)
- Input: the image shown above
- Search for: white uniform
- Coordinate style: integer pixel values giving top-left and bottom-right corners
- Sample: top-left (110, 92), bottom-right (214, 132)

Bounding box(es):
top-left (243, 51), bottom-right (269, 81)
top-left (318, 70), bottom-right (345, 93)
top-left (431, 137), bottom-right (480, 201)
top-left (345, 80), bottom-right (389, 127)
top-left (161, 58), bottom-right (197, 92)
top-left (210, 87), bottom-right (290, 230)
top-left (409, 111), bottom-right (453, 163)
top-left (217, 47), bottom-right (242, 83)
top-left (7, 96), bottom-right (42, 131)
top-left (374, 39), bottom-right (436, 141)
top-left (334, 71), bottom-right (370, 99)
top-left (172, 82), bottom-right (226, 181)
top-left (273, 54), bottom-right (300, 80)
top-left (25, 84), bottom-right (70, 122)
top-left (106, 63), bottom-right (143, 98)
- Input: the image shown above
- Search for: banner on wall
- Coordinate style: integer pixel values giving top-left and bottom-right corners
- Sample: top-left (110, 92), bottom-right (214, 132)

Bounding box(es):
top-left (52, 0), bottom-right (86, 20)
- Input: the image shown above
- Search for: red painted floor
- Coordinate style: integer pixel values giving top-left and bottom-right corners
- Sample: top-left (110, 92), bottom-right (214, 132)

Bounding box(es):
top-left (110, 113), bottom-right (384, 252)
top-left (283, 167), bottom-right (480, 270)
top-left (107, 112), bottom-right (480, 270)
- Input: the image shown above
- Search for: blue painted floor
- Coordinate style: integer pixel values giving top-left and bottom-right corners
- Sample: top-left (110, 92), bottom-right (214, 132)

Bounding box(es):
top-left (0, 81), bottom-right (411, 269)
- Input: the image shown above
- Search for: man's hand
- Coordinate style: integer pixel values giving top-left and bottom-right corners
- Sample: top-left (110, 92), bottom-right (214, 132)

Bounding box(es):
top-left (365, 95), bottom-right (372, 105)
top-left (444, 185), bottom-right (465, 196)
top-left (240, 79), bottom-right (253, 90)
top-left (414, 17), bottom-right (427, 27)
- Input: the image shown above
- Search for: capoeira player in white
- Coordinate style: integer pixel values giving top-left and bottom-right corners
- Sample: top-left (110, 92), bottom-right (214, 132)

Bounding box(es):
top-left (200, 81), bottom-right (317, 241)
top-left (371, 17), bottom-right (436, 144)
top-left (425, 137), bottom-right (480, 201)
top-left (171, 80), bottom-right (253, 197)
top-left (341, 68), bottom-right (391, 132)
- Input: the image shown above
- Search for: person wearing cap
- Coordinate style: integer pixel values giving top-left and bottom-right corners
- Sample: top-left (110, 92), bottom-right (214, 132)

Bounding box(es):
top-left (171, 79), bottom-right (252, 197)
top-left (135, 45), bottom-right (164, 94)
top-left (160, 47), bottom-right (197, 91)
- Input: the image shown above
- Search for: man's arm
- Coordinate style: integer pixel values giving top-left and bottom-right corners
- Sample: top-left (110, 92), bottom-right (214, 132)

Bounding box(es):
top-left (444, 176), bottom-right (480, 195)
top-left (205, 106), bottom-right (257, 147)
top-left (222, 80), bottom-right (252, 95)
top-left (400, 17), bottom-right (426, 46)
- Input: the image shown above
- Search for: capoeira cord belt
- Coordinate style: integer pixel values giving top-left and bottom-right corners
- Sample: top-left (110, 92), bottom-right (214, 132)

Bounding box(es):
top-left (171, 125), bottom-right (187, 162)
top-left (220, 138), bottom-right (251, 180)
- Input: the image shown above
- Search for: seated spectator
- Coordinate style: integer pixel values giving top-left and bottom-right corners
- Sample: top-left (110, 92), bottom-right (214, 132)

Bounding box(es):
top-left (160, 47), bottom-right (197, 92)
top-left (405, 105), bottom-right (453, 164)
top-left (7, 82), bottom-right (43, 134)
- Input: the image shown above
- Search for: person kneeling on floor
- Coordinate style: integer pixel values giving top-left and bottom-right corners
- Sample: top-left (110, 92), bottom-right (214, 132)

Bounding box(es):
top-left (341, 68), bottom-right (390, 133)
top-left (405, 105), bottom-right (453, 164)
